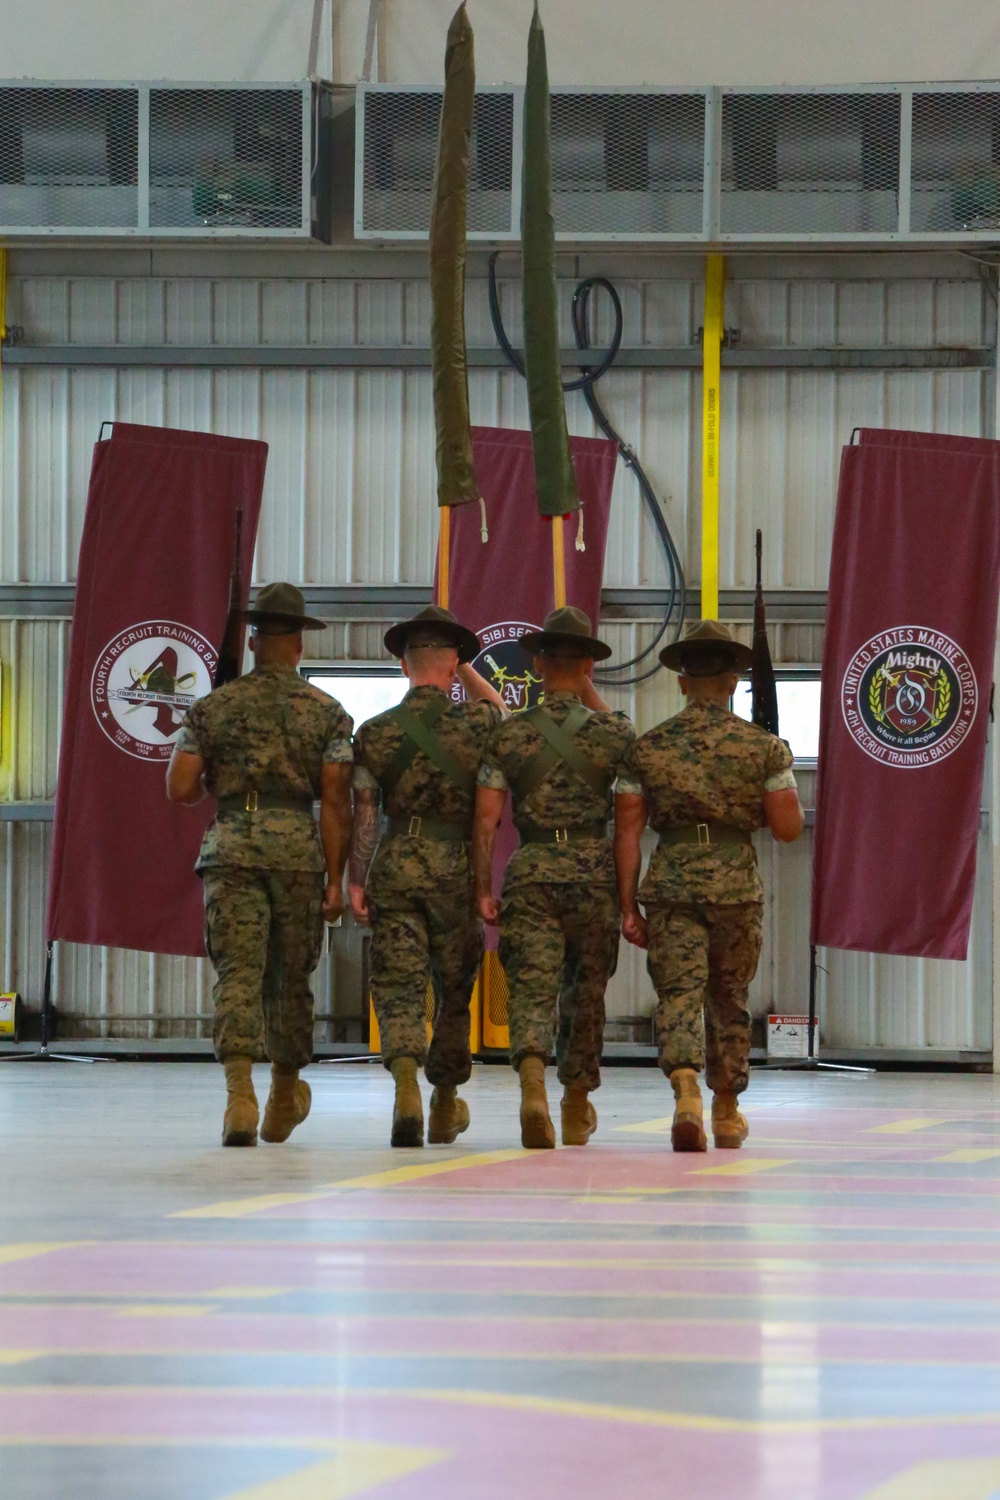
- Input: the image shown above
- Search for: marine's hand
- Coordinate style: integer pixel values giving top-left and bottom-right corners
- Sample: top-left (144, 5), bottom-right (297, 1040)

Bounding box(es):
top-left (478, 894), bottom-right (501, 926)
top-left (622, 908), bottom-right (649, 949)
top-left (322, 882), bottom-right (345, 924)
top-left (348, 882), bottom-right (370, 925)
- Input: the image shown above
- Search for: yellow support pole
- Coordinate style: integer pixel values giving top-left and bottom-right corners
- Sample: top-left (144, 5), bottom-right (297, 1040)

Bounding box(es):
top-left (437, 505), bottom-right (451, 609)
top-left (551, 514), bottom-right (567, 608)
top-left (701, 254), bottom-right (724, 622)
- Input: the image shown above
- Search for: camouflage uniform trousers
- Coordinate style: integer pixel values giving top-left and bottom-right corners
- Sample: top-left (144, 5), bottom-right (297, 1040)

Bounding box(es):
top-left (203, 867), bottom-right (325, 1070)
top-left (499, 882), bottom-right (620, 1091)
top-left (369, 877), bottom-right (482, 1087)
top-left (645, 901), bottom-right (763, 1094)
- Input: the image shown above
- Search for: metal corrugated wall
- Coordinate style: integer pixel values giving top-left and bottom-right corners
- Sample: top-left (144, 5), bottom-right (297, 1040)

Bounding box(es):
top-left (0, 265), bottom-right (993, 1054)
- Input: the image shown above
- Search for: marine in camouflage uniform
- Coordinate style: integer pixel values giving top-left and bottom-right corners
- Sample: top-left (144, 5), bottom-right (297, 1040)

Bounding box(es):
top-left (349, 606), bottom-right (505, 1148)
top-left (168, 583), bottom-right (354, 1148)
top-left (474, 607), bottom-right (635, 1149)
top-left (616, 620), bottom-right (802, 1151)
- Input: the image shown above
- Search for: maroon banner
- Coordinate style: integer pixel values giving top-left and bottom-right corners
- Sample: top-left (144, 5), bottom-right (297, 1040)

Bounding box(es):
top-left (812, 435), bottom-right (1000, 959)
top-left (439, 425), bottom-right (617, 943)
top-left (48, 424), bottom-right (266, 957)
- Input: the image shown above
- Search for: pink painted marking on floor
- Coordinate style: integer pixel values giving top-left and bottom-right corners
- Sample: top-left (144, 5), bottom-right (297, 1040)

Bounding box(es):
top-left (6, 1386), bottom-right (1000, 1500)
top-left (3, 1304), bottom-right (1000, 1365)
top-left (5, 1241), bottom-right (1000, 1302)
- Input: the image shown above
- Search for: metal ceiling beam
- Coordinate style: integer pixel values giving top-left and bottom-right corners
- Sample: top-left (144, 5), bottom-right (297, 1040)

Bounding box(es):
top-left (0, 582), bottom-right (828, 623)
top-left (2, 345), bottom-right (990, 371)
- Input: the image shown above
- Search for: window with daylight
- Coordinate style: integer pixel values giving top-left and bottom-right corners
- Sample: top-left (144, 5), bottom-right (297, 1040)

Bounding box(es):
top-left (732, 670), bottom-right (822, 763)
top-left (302, 663), bottom-right (408, 730)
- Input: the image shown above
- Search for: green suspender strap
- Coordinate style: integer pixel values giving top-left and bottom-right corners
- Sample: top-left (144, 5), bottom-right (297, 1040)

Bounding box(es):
top-left (378, 696), bottom-right (477, 800)
top-left (510, 703), bottom-right (612, 804)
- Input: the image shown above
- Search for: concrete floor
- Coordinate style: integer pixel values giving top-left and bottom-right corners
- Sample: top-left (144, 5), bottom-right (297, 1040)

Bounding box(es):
top-left (2, 1062), bottom-right (1000, 1499)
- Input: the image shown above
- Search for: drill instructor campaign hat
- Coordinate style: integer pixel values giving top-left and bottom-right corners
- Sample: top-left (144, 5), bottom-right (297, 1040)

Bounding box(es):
top-left (243, 582), bottom-right (327, 632)
top-left (659, 619), bottom-right (754, 676)
top-left (518, 606), bottom-right (613, 662)
top-left (383, 605), bottom-right (480, 664)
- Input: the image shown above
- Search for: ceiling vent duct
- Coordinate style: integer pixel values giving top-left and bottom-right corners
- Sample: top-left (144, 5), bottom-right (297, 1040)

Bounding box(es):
top-left (0, 80), bottom-right (336, 239)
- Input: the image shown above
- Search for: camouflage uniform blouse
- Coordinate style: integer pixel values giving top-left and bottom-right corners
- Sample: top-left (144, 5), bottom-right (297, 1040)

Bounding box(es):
top-left (353, 685), bottom-right (502, 899)
top-left (478, 690), bottom-right (636, 887)
top-left (618, 698), bottom-right (796, 905)
top-left (175, 663), bottom-right (353, 874)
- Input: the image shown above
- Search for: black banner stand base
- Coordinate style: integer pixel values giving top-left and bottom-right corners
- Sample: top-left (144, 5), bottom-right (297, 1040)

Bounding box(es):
top-left (763, 945), bottom-right (874, 1076)
top-left (0, 944), bottom-right (109, 1064)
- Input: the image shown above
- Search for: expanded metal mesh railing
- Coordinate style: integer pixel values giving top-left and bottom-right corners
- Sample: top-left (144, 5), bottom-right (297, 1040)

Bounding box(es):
top-left (356, 81), bottom-right (1000, 243)
top-left (0, 81), bottom-right (322, 237)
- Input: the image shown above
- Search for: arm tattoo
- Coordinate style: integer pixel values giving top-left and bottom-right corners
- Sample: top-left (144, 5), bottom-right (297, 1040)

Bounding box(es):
top-left (349, 793), bottom-right (381, 887)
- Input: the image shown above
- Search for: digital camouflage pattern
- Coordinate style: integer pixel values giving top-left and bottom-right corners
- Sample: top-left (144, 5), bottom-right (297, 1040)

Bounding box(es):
top-left (619, 697), bottom-right (794, 1093)
top-left (203, 867), bottom-right (325, 1068)
top-left (481, 690), bottom-right (634, 1084)
top-left (646, 901), bottom-right (762, 1092)
top-left (618, 698), bottom-right (795, 904)
top-left (500, 882), bottom-right (618, 1087)
top-left (354, 684), bottom-right (502, 1078)
top-left (478, 690), bottom-right (635, 885)
top-left (176, 662), bottom-right (353, 873)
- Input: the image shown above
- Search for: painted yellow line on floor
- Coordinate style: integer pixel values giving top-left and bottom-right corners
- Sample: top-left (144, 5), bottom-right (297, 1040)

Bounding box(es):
top-left (221, 1443), bottom-right (447, 1499)
top-left (614, 1117), bottom-right (675, 1134)
top-left (863, 1458), bottom-right (1000, 1500)
top-left (173, 1151), bottom-right (528, 1219)
top-left (932, 1148), bottom-right (1000, 1164)
top-left (0, 1242), bottom-right (85, 1266)
top-left (689, 1159), bottom-right (794, 1177)
top-left (0, 1351), bottom-right (43, 1365)
top-left (116, 1305), bottom-right (215, 1319)
top-left (866, 1117), bottom-right (945, 1134)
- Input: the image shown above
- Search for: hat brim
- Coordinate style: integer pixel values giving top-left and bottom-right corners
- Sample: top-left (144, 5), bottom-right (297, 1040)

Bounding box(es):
top-left (518, 629), bottom-right (613, 663)
top-left (658, 638), bottom-right (754, 673)
top-left (243, 609), bottom-right (327, 631)
top-left (383, 619), bottom-right (480, 664)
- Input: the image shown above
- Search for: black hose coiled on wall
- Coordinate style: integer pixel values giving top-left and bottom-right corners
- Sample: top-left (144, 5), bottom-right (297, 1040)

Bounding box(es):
top-left (487, 251), bottom-right (686, 685)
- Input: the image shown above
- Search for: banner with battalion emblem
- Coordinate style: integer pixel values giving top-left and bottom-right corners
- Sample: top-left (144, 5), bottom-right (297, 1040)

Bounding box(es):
top-left (48, 424), bottom-right (266, 957)
top-left (440, 424), bottom-right (617, 944)
top-left (812, 432), bottom-right (1000, 959)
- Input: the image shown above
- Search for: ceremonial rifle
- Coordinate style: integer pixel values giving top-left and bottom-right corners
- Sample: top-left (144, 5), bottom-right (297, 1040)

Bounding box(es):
top-left (751, 529), bottom-right (779, 736)
top-left (213, 508), bottom-right (244, 688)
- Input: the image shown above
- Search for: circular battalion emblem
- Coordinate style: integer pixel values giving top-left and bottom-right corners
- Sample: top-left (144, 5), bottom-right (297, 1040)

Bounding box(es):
top-left (841, 626), bottom-right (977, 768)
top-left (91, 620), bottom-right (218, 761)
top-left (451, 620), bottom-right (544, 714)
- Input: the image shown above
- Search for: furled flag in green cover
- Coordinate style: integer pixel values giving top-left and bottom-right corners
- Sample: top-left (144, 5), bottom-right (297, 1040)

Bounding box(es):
top-left (522, 1), bottom-right (579, 517)
top-left (430, 2), bottom-right (479, 508)
top-left (751, 529), bottom-right (780, 736)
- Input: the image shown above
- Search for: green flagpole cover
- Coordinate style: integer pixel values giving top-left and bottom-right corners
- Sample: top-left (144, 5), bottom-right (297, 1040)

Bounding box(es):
top-left (430, 2), bottom-right (479, 508)
top-left (522, 1), bottom-right (579, 517)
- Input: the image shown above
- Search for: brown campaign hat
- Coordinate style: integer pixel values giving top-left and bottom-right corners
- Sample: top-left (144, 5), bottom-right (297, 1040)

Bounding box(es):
top-left (383, 605), bottom-right (480, 664)
top-left (243, 582), bottom-right (327, 632)
top-left (659, 619), bottom-right (754, 676)
top-left (518, 606), bottom-right (612, 662)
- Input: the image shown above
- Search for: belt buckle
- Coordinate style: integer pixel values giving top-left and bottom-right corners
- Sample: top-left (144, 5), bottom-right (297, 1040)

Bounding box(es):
top-left (554, 827), bottom-right (568, 844)
top-left (244, 790), bottom-right (259, 814)
top-left (696, 822), bottom-right (710, 845)
top-left (408, 815), bottom-right (422, 837)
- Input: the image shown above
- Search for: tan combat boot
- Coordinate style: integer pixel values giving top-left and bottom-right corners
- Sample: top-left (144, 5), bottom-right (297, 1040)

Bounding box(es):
top-left (519, 1057), bottom-right (556, 1149)
top-left (712, 1091), bottom-right (749, 1149)
top-left (390, 1057), bottom-right (424, 1147)
top-left (669, 1067), bottom-right (707, 1153)
top-left (222, 1057), bottom-right (259, 1147)
top-left (260, 1064), bottom-right (312, 1144)
top-left (427, 1085), bottom-right (470, 1145)
top-left (561, 1086), bottom-right (597, 1146)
